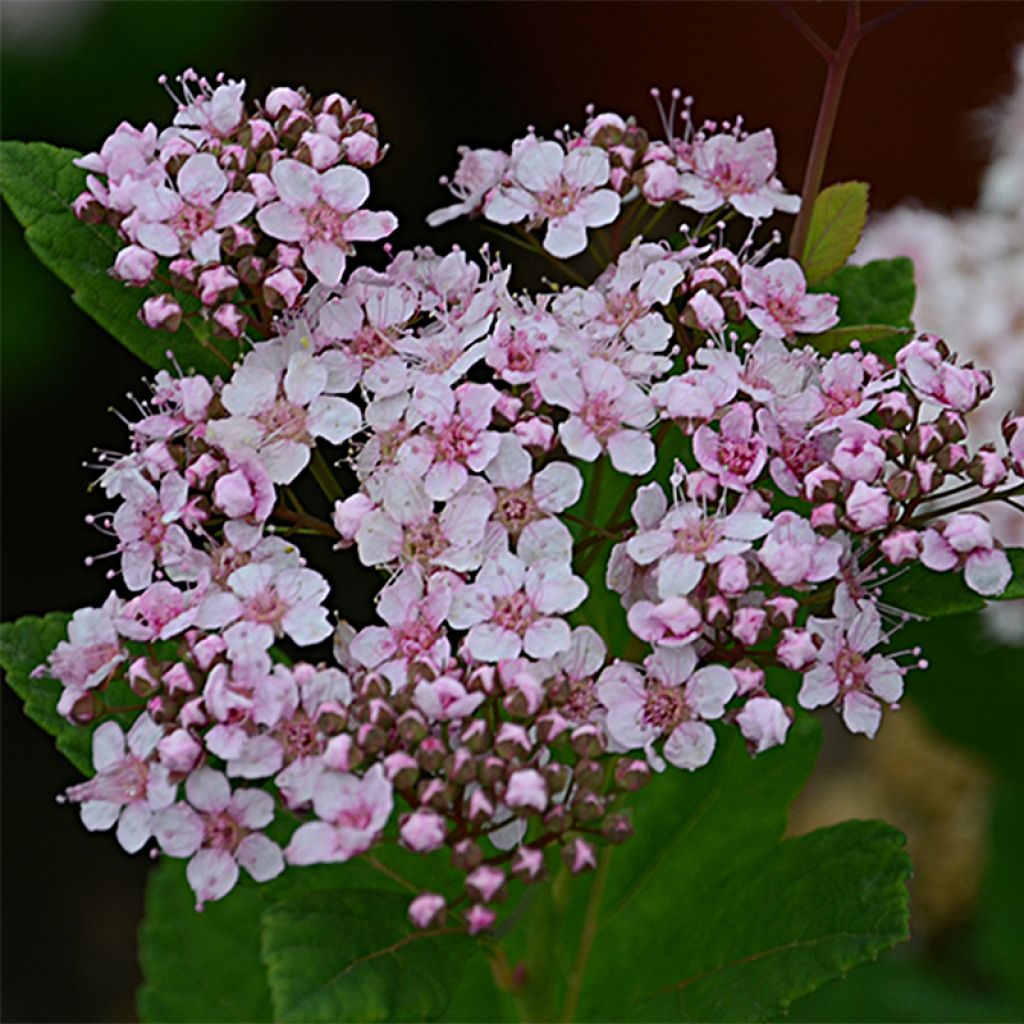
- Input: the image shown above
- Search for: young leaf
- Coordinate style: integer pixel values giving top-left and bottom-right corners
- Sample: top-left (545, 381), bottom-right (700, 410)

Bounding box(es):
top-left (137, 860), bottom-right (275, 1024)
top-left (801, 181), bottom-right (869, 284)
top-left (261, 887), bottom-right (473, 1022)
top-left (0, 611), bottom-right (93, 775)
top-left (0, 140), bottom-right (232, 377)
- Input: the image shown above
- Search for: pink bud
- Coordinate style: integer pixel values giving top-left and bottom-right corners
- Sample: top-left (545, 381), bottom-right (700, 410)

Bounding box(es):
top-left (263, 267), bottom-right (303, 309)
top-left (140, 295), bottom-right (182, 332)
top-left (400, 808), bottom-right (447, 853)
top-left (408, 892), bottom-right (446, 930)
top-left (465, 904), bottom-right (496, 935)
top-left (114, 245), bottom-right (158, 285)
top-left (505, 768), bottom-right (548, 813)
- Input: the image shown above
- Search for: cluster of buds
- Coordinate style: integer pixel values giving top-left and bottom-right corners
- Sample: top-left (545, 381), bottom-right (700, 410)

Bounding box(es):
top-left (73, 69), bottom-right (394, 340)
top-left (39, 73), bottom-right (1022, 931)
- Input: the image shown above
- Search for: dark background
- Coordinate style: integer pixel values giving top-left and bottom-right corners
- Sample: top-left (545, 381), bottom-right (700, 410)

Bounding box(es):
top-left (3, 2), bottom-right (1023, 1021)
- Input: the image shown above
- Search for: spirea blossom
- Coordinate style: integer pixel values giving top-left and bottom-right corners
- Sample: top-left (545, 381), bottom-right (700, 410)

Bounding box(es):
top-left (35, 69), bottom-right (1023, 934)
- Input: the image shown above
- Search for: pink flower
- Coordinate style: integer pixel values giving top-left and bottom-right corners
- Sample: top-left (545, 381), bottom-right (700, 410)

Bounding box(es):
top-left (845, 481), bottom-right (891, 532)
top-left (798, 587), bottom-right (905, 738)
top-left (286, 764), bottom-right (393, 864)
top-left (402, 379), bottom-right (501, 501)
top-left (693, 403), bottom-right (768, 491)
top-left (215, 563), bottom-right (332, 646)
top-left (448, 539), bottom-right (587, 661)
top-left (598, 647), bottom-right (736, 770)
top-left (484, 138), bottom-right (620, 258)
top-left (537, 356), bottom-right (655, 475)
top-left (349, 568), bottom-right (453, 688)
top-left (428, 146), bottom-right (509, 226)
top-left (625, 494), bottom-right (770, 600)
top-left (256, 158), bottom-right (397, 285)
top-left (505, 768), bottom-right (548, 812)
top-left (758, 511), bottom-right (843, 587)
top-left (680, 129), bottom-right (799, 219)
top-left (153, 767), bottom-right (284, 909)
top-left (211, 347), bottom-right (362, 484)
top-left (130, 153), bottom-right (256, 265)
top-left (741, 260), bottom-right (839, 339)
top-left (921, 513), bottom-right (1012, 596)
top-left (897, 336), bottom-right (986, 412)
top-left (62, 716), bottom-right (175, 853)
top-left (626, 596), bottom-right (702, 647)
top-left (46, 595), bottom-right (126, 716)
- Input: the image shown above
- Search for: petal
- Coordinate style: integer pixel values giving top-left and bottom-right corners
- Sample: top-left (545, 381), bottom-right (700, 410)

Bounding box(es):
top-left (237, 833), bottom-right (285, 882)
top-left (271, 158), bottom-right (319, 206)
top-left (256, 202), bottom-right (306, 242)
top-left (664, 721), bottom-right (716, 771)
top-left (303, 239), bottom-right (345, 286)
top-left (178, 153), bottom-right (227, 205)
top-left (187, 848), bottom-right (240, 907)
top-left (185, 766), bottom-right (231, 812)
top-left (321, 165), bottom-right (370, 212)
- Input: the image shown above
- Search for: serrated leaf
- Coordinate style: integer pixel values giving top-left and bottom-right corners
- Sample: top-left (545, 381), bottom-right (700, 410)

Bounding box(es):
top-left (261, 887), bottom-right (473, 1023)
top-left (618, 820), bottom-right (910, 1022)
top-left (809, 257), bottom-right (915, 361)
top-left (0, 140), bottom-right (232, 377)
top-left (137, 860), bottom-right (275, 1023)
top-left (801, 181), bottom-right (869, 284)
top-left (0, 611), bottom-right (94, 774)
top-left (881, 548), bottom-right (1024, 618)
top-left (814, 257), bottom-right (915, 330)
top-left (463, 720), bottom-right (911, 1022)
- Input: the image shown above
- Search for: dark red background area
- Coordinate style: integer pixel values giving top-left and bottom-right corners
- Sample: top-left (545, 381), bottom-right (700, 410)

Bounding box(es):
top-left (2, 2), bottom-right (1022, 1020)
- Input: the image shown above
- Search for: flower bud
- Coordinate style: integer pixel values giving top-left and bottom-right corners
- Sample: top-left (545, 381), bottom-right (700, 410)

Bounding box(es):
top-left (114, 245), bottom-right (158, 285)
top-left (570, 724), bottom-right (605, 758)
top-left (408, 892), bottom-right (446, 930)
top-left (601, 813), bottom-right (634, 844)
top-left (417, 736), bottom-right (446, 774)
top-left (451, 838), bottom-right (483, 871)
top-left (573, 759), bottom-right (604, 791)
top-left (614, 758), bottom-right (651, 791)
top-left (140, 295), bottom-right (182, 333)
top-left (562, 837), bottom-right (598, 874)
top-left (571, 790), bottom-right (605, 823)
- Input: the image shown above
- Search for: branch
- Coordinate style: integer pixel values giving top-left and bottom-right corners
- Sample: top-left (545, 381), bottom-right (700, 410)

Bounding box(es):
top-left (769, 0), bottom-right (833, 62)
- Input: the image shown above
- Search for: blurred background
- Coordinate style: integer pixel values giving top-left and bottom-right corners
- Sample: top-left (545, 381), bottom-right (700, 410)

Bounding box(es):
top-left (2, 2), bottom-right (1023, 1020)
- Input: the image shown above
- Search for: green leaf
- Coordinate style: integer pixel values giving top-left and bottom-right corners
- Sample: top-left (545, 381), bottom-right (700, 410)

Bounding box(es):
top-left (801, 181), bottom-right (869, 284)
top-left (137, 860), bottom-right (275, 1023)
top-left (881, 548), bottom-right (1024, 618)
top-left (812, 258), bottom-right (915, 361)
top-left (0, 611), bottom-right (94, 775)
top-left (576, 720), bottom-right (909, 1021)
top-left (261, 887), bottom-right (473, 1023)
top-left (807, 323), bottom-right (913, 356)
top-left (0, 140), bottom-right (232, 376)
top-left (616, 820), bottom-right (910, 1022)
top-left (463, 719), bottom-right (911, 1022)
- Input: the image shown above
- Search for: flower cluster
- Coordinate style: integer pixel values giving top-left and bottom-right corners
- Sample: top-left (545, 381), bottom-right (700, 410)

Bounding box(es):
top-left (429, 89), bottom-right (798, 257)
top-left (39, 73), bottom-right (1023, 932)
top-left (856, 46), bottom-right (1024, 640)
top-left (73, 69), bottom-right (395, 340)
